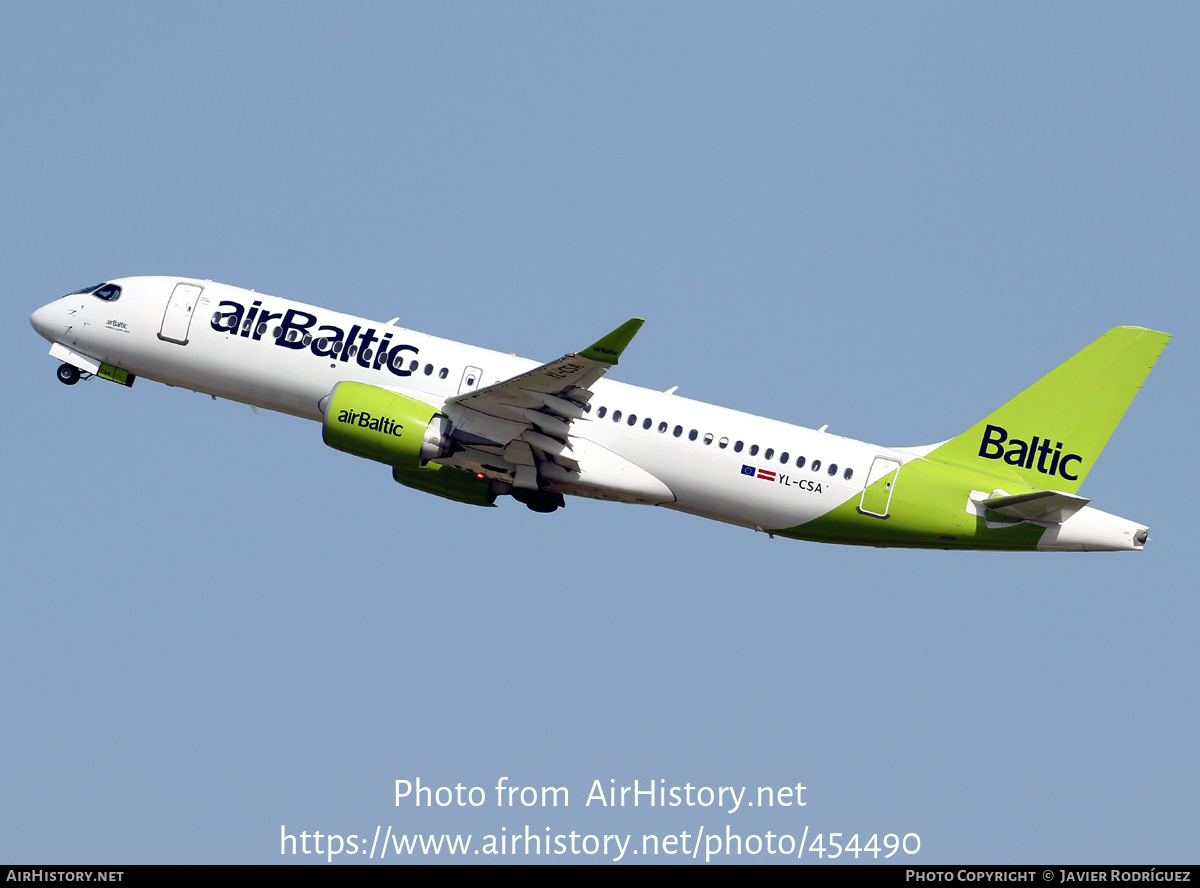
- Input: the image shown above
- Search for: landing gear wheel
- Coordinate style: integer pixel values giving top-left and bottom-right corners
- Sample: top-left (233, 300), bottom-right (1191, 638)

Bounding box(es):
top-left (511, 489), bottom-right (565, 513)
top-left (56, 363), bottom-right (80, 385)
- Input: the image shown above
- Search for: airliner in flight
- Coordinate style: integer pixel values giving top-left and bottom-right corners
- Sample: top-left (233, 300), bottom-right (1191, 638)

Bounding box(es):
top-left (31, 277), bottom-right (1168, 551)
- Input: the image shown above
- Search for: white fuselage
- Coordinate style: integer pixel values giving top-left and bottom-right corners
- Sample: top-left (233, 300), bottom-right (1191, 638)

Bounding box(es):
top-left (30, 276), bottom-right (1148, 550)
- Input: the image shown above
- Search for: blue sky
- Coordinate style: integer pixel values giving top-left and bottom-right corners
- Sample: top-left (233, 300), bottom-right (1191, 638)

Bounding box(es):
top-left (2, 2), bottom-right (1197, 864)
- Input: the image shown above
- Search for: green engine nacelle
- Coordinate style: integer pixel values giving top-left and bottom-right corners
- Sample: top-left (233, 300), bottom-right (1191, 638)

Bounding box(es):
top-left (322, 381), bottom-right (453, 468)
top-left (392, 463), bottom-right (498, 508)
top-left (321, 381), bottom-right (497, 507)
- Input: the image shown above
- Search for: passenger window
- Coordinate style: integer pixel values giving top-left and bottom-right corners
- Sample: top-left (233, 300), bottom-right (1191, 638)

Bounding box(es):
top-left (439, 367), bottom-right (448, 379)
top-left (749, 444), bottom-right (759, 456)
top-left (811, 459), bottom-right (821, 472)
top-left (795, 456), bottom-right (806, 468)
top-left (613, 410), bottom-right (622, 422)
top-left (703, 433), bottom-right (713, 445)
top-left (780, 452), bottom-right (789, 465)
top-left (424, 364), bottom-right (433, 375)
top-left (765, 448), bottom-right (774, 460)
top-left (688, 429), bottom-right (698, 441)
top-left (628, 414), bottom-right (637, 426)
top-left (719, 437), bottom-right (729, 449)
top-left (734, 441), bottom-right (744, 453)
top-left (828, 463), bottom-right (837, 476)
top-left (673, 425), bottom-right (683, 437)
top-left (409, 360), bottom-right (419, 372)
top-left (597, 406), bottom-right (608, 418)
top-left (643, 417), bottom-right (652, 430)
top-left (658, 422), bottom-right (668, 433)
top-left (843, 467), bottom-right (854, 480)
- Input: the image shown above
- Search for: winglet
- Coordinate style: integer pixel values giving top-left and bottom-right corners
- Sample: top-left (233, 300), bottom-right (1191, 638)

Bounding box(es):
top-left (578, 318), bottom-right (644, 365)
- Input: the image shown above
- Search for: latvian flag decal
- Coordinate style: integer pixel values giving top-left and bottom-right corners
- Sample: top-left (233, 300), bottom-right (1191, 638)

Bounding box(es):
top-left (742, 465), bottom-right (776, 481)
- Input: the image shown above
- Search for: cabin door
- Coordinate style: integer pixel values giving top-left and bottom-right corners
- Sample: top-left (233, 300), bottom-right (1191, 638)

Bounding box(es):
top-left (159, 283), bottom-right (203, 345)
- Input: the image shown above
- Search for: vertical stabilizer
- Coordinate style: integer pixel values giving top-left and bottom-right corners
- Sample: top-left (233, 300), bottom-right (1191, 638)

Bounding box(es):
top-left (927, 326), bottom-right (1169, 494)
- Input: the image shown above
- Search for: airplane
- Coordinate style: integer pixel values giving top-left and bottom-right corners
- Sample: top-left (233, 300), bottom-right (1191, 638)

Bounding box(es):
top-left (30, 277), bottom-right (1169, 551)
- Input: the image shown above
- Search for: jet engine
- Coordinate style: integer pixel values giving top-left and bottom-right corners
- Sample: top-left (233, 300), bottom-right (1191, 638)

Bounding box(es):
top-left (392, 463), bottom-right (499, 508)
top-left (321, 381), bottom-right (453, 468)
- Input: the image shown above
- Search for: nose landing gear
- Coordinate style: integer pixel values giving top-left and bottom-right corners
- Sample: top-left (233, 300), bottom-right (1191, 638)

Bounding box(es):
top-left (56, 363), bottom-right (81, 385)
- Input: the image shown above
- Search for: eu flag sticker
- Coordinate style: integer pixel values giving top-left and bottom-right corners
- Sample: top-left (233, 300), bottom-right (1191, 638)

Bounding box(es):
top-left (741, 465), bottom-right (756, 477)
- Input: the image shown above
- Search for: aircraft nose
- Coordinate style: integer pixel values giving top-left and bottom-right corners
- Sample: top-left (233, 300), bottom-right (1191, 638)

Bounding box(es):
top-left (30, 302), bottom-right (59, 341)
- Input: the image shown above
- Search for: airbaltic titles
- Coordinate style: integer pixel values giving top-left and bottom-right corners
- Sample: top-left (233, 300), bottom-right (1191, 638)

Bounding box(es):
top-left (210, 298), bottom-right (423, 377)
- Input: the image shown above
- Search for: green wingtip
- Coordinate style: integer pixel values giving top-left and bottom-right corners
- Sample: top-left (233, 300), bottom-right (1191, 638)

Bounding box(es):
top-left (579, 318), bottom-right (645, 364)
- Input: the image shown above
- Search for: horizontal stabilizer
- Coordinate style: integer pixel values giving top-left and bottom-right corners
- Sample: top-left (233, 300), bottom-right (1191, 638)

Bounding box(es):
top-left (982, 490), bottom-right (1090, 523)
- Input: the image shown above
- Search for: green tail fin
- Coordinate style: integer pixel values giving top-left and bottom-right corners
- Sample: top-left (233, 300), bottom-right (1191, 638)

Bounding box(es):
top-left (927, 326), bottom-right (1169, 493)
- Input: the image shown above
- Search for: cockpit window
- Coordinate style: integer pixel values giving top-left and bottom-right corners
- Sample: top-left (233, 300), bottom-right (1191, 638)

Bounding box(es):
top-left (66, 283), bottom-right (105, 296)
top-left (92, 284), bottom-right (121, 302)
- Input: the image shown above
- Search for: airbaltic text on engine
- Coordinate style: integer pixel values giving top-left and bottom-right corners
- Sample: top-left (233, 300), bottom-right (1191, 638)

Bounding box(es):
top-left (337, 410), bottom-right (404, 437)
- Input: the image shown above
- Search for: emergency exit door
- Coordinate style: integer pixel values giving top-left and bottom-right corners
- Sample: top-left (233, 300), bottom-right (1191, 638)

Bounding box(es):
top-left (858, 457), bottom-right (902, 518)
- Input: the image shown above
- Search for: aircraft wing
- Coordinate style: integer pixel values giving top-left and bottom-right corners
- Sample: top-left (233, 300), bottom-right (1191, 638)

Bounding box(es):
top-left (982, 490), bottom-right (1091, 523)
top-left (440, 319), bottom-right (644, 474)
